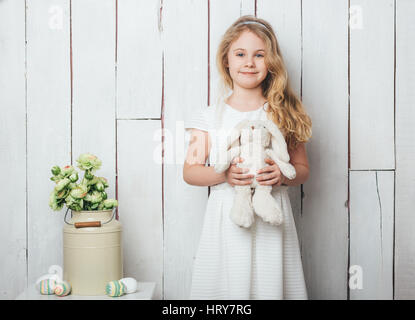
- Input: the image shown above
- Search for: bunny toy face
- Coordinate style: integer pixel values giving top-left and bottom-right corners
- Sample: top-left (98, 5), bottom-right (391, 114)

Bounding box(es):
top-left (232, 120), bottom-right (272, 148)
top-left (247, 122), bottom-right (272, 148)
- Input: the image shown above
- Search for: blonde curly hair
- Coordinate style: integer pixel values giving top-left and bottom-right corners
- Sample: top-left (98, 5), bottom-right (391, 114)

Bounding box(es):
top-left (215, 15), bottom-right (312, 150)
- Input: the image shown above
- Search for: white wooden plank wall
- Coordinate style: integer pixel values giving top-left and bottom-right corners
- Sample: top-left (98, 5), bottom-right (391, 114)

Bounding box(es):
top-left (116, 0), bottom-right (164, 300)
top-left (0, 0), bottom-right (27, 300)
top-left (350, 171), bottom-right (394, 299)
top-left (26, 0), bottom-right (71, 287)
top-left (350, 0), bottom-right (395, 170)
top-left (1, 0), bottom-right (414, 300)
top-left (117, 120), bottom-right (163, 299)
top-left (117, 0), bottom-right (162, 119)
top-left (349, 0), bottom-right (395, 300)
top-left (302, 0), bottom-right (349, 299)
top-left (395, 0), bottom-right (415, 300)
top-left (71, 0), bottom-right (116, 200)
top-left (162, 0), bottom-right (209, 299)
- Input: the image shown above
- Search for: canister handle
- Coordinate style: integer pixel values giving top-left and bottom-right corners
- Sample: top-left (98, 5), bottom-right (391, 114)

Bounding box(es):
top-left (74, 221), bottom-right (102, 228)
top-left (64, 207), bottom-right (116, 228)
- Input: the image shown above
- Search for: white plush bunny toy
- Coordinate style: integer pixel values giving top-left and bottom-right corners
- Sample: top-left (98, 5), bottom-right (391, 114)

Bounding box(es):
top-left (214, 119), bottom-right (296, 228)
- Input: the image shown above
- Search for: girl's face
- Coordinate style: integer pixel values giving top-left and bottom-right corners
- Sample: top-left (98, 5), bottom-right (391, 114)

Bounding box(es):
top-left (226, 30), bottom-right (268, 90)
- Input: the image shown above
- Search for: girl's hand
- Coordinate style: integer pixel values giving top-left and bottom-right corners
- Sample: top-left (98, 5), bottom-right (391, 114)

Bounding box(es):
top-left (256, 158), bottom-right (286, 186)
top-left (225, 157), bottom-right (255, 186)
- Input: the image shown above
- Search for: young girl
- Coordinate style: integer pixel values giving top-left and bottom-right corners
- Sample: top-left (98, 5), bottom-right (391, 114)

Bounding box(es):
top-left (183, 15), bottom-right (312, 300)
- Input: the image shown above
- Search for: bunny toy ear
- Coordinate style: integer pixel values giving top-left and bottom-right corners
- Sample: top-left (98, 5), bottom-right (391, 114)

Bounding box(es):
top-left (214, 119), bottom-right (250, 173)
top-left (262, 119), bottom-right (290, 163)
top-left (224, 119), bottom-right (251, 150)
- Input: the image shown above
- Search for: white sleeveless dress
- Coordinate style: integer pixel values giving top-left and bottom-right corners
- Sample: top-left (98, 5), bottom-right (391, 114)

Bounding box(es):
top-left (184, 101), bottom-right (308, 300)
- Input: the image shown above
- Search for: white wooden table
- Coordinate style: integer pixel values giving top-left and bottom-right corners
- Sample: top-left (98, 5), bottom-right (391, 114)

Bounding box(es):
top-left (16, 282), bottom-right (156, 300)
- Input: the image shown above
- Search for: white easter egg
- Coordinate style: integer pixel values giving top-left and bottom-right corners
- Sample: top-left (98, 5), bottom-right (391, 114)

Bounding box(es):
top-left (48, 265), bottom-right (63, 283)
top-left (119, 277), bottom-right (138, 294)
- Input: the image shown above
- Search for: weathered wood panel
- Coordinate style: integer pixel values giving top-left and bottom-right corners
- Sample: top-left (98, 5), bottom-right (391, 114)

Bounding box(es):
top-left (71, 0), bottom-right (116, 199)
top-left (117, 0), bottom-right (162, 119)
top-left (301, 0), bottom-right (349, 299)
top-left (163, 0), bottom-right (209, 299)
top-left (26, 0), bottom-right (71, 285)
top-left (0, 0), bottom-right (27, 299)
top-left (350, 0), bottom-right (394, 170)
top-left (349, 171), bottom-right (394, 299)
top-left (395, 0), bottom-right (415, 300)
top-left (117, 120), bottom-right (163, 300)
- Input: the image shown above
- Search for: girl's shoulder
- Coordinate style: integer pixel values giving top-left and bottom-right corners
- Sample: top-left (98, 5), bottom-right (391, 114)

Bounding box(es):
top-left (205, 103), bottom-right (218, 114)
top-left (202, 103), bottom-right (219, 126)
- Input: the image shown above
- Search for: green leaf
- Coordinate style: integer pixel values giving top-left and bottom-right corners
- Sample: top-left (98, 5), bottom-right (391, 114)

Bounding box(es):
top-left (51, 166), bottom-right (61, 176)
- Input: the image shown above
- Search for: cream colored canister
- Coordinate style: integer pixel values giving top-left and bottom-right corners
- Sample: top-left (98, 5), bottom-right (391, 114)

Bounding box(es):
top-left (63, 209), bottom-right (123, 295)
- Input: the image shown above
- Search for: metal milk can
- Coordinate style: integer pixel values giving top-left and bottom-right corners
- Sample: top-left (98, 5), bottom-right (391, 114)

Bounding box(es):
top-left (63, 209), bottom-right (123, 295)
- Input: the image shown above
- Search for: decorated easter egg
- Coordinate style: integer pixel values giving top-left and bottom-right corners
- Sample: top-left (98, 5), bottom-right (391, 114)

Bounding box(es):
top-left (39, 279), bottom-right (56, 295)
top-left (105, 280), bottom-right (126, 297)
top-left (120, 277), bottom-right (138, 294)
top-left (54, 281), bottom-right (71, 297)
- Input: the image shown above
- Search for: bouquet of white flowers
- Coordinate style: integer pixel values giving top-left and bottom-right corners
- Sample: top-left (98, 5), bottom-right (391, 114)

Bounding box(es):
top-left (49, 153), bottom-right (118, 212)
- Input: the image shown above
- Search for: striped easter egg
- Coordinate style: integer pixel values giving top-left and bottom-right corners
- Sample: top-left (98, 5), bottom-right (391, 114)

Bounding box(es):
top-left (105, 280), bottom-right (126, 297)
top-left (54, 281), bottom-right (71, 297)
top-left (39, 279), bottom-right (56, 295)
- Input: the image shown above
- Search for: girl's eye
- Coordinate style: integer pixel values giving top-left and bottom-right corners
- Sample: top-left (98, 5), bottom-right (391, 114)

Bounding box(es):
top-left (236, 53), bottom-right (264, 57)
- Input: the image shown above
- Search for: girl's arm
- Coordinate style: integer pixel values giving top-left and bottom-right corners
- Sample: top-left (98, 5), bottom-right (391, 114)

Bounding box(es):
top-left (282, 142), bottom-right (310, 187)
top-left (183, 129), bottom-right (226, 187)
